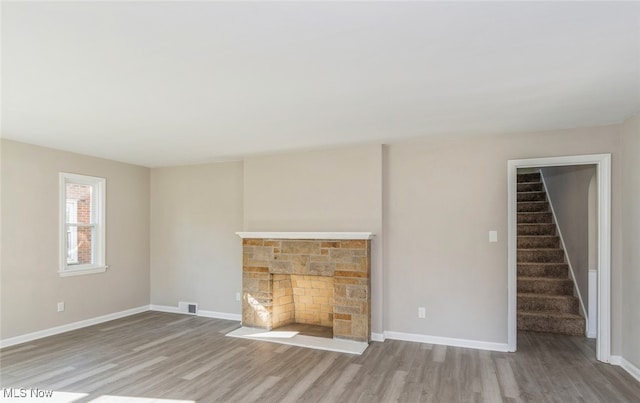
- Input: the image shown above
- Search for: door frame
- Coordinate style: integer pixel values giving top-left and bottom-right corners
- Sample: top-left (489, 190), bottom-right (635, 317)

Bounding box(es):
top-left (507, 153), bottom-right (611, 363)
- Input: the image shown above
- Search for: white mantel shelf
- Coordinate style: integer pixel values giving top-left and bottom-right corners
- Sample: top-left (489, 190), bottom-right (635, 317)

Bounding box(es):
top-left (235, 232), bottom-right (375, 240)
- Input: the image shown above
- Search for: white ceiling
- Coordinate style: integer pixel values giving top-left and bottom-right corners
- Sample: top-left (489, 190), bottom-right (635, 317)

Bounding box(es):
top-left (2, 1), bottom-right (639, 167)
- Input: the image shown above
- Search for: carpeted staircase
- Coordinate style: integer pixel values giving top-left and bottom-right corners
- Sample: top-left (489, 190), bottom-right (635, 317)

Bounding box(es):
top-left (517, 172), bottom-right (585, 336)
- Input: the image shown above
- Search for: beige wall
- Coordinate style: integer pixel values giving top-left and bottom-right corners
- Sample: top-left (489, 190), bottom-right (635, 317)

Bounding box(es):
top-left (150, 162), bottom-right (243, 314)
top-left (540, 164), bottom-right (596, 312)
top-left (621, 113), bottom-right (640, 369)
top-left (3, 121), bottom-right (636, 363)
top-left (384, 126), bottom-right (622, 348)
top-left (243, 144), bottom-right (384, 334)
top-left (0, 140), bottom-right (150, 340)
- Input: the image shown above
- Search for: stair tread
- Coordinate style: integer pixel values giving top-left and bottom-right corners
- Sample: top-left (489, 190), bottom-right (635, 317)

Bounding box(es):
top-left (517, 211), bottom-right (551, 214)
top-left (517, 248), bottom-right (564, 251)
top-left (517, 292), bottom-right (577, 300)
top-left (518, 262), bottom-right (568, 266)
top-left (519, 277), bottom-right (572, 282)
top-left (518, 311), bottom-right (584, 320)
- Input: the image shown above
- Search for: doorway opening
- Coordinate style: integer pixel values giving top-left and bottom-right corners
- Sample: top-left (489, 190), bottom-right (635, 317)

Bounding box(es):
top-left (507, 154), bottom-right (611, 363)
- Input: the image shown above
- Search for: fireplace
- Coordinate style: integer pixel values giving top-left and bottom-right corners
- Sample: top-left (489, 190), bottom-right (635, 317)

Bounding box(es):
top-left (237, 232), bottom-right (373, 342)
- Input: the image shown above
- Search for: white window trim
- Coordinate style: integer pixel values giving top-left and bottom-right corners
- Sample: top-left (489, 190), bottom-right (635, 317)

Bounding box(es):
top-left (66, 199), bottom-right (79, 264)
top-left (59, 172), bottom-right (108, 277)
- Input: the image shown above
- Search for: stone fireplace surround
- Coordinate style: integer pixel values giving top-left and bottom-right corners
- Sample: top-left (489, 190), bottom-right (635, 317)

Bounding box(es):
top-left (237, 232), bottom-right (373, 343)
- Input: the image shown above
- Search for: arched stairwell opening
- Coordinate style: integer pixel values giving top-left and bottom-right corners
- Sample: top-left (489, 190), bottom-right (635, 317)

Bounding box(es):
top-left (516, 171), bottom-right (585, 336)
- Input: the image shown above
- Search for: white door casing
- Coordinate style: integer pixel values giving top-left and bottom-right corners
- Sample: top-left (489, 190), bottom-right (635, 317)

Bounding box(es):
top-left (507, 154), bottom-right (611, 363)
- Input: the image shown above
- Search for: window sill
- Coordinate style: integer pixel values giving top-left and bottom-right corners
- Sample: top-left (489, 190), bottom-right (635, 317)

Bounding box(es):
top-left (58, 265), bottom-right (108, 277)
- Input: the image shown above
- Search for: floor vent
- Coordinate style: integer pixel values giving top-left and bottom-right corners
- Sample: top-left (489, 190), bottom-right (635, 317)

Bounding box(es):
top-left (178, 301), bottom-right (198, 315)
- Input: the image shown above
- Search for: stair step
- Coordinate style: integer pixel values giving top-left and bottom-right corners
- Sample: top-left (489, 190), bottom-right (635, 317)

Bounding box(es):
top-left (517, 173), bottom-right (541, 183)
top-left (518, 223), bottom-right (556, 236)
top-left (517, 293), bottom-right (579, 314)
top-left (517, 311), bottom-right (585, 336)
top-left (518, 277), bottom-right (574, 295)
top-left (517, 249), bottom-right (565, 263)
top-left (517, 212), bottom-right (553, 224)
top-left (517, 201), bottom-right (549, 213)
top-left (517, 263), bottom-right (569, 278)
top-left (517, 192), bottom-right (546, 202)
top-left (517, 182), bottom-right (543, 192)
top-left (518, 236), bottom-right (560, 249)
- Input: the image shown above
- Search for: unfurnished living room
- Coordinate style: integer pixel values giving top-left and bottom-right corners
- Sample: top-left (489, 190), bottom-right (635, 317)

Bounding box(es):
top-left (1, 1), bottom-right (640, 402)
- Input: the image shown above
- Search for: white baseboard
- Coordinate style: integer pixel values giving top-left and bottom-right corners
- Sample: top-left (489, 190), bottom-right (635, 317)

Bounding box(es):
top-left (621, 357), bottom-right (640, 383)
top-left (610, 355), bottom-right (640, 383)
top-left (384, 330), bottom-right (510, 352)
top-left (0, 305), bottom-right (150, 349)
top-left (370, 332), bottom-right (385, 342)
top-left (198, 309), bottom-right (241, 321)
top-left (150, 305), bottom-right (241, 321)
top-left (149, 304), bottom-right (181, 314)
top-left (610, 355), bottom-right (622, 365)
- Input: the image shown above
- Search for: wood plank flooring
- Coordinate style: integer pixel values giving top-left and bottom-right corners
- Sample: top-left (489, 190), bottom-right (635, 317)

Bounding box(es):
top-left (1, 311), bottom-right (639, 402)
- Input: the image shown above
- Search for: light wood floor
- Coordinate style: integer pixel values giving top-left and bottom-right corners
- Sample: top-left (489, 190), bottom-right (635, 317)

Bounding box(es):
top-left (1, 311), bottom-right (639, 402)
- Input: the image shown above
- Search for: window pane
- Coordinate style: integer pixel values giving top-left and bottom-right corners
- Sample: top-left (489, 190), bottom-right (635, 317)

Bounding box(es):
top-left (67, 225), bottom-right (93, 265)
top-left (65, 183), bottom-right (92, 224)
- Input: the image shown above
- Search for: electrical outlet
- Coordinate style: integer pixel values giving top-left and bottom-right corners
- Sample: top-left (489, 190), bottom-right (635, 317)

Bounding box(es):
top-left (418, 307), bottom-right (426, 319)
top-left (57, 302), bottom-right (65, 312)
top-left (236, 292), bottom-right (241, 301)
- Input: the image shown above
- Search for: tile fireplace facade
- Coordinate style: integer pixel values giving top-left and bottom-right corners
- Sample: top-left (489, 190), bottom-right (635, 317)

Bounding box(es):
top-left (239, 233), bottom-right (372, 342)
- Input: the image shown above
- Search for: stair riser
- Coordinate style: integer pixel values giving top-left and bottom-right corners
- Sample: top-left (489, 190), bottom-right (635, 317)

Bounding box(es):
top-left (518, 237), bottom-right (559, 249)
top-left (517, 264), bottom-right (568, 278)
top-left (517, 314), bottom-right (584, 336)
top-left (517, 192), bottom-right (546, 202)
top-left (518, 279), bottom-right (573, 295)
top-left (517, 173), bottom-right (541, 183)
top-left (517, 202), bottom-right (549, 212)
top-left (517, 183), bottom-right (543, 192)
top-left (518, 224), bottom-right (556, 236)
top-left (517, 213), bottom-right (553, 224)
top-left (517, 249), bottom-right (565, 263)
top-left (518, 297), bottom-right (579, 314)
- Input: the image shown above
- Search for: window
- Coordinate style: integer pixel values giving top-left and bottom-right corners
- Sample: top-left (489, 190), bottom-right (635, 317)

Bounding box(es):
top-left (59, 173), bottom-right (106, 276)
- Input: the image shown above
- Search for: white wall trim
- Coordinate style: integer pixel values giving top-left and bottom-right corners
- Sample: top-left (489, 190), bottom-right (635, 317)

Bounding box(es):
top-left (384, 331), bottom-right (510, 352)
top-left (588, 269), bottom-right (598, 338)
top-left (149, 305), bottom-right (241, 321)
top-left (149, 304), bottom-right (181, 314)
top-left (0, 305), bottom-right (149, 349)
top-left (610, 355), bottom-right (622, 365)
top-left (508, 154), bottom-right (611, 362)
top-left (620, 357), bottom-right (640, 383)
top-left (197, 309), bottom-right (242, 321)
top-left (370, 332), bottom-right (385, 342)
top-left (539, 172), bottom-right (588, 322)
top-left (235, 232), bottom-right (375, 240)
